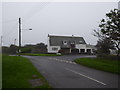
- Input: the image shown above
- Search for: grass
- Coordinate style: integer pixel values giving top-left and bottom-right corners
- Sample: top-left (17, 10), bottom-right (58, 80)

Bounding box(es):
top-left (19, 53), bottom-right (62, 56)
top-left (0, 53), bottom-right (2, 89)
top-left (75, 57), bottom-right (120, 74)
top-left (2, 54), bottom-right (52, 88)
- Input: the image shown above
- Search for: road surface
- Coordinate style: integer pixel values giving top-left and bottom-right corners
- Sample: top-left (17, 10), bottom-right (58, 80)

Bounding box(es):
top-left (23, 55), bottom-right (119, 88)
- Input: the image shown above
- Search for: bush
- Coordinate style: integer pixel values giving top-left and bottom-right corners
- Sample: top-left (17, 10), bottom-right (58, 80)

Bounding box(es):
top-left (21, 48), bottom-right (31, 53)
top-left (97, 54), bottom-right (119, 60)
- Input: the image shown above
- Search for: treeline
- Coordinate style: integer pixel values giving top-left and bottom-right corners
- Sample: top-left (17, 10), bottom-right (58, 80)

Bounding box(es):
top-left (2, 43), bottom-right (47, 54)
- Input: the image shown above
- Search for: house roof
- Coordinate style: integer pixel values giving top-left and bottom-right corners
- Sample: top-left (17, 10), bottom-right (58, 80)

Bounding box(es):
top-left (48, 35), bottom-right (86, 46)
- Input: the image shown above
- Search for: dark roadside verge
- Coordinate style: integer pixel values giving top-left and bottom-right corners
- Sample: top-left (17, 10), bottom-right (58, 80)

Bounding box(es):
top-left (74, 57), bottom-right (120, 74)
top-left (2, 54), bottom-right (52, 88)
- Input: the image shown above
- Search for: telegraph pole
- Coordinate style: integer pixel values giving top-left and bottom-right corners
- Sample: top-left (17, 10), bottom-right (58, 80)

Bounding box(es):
top-left (18, 17), bottom-right (32, 56)
top-left (19, 18), bottom-right (21, 56)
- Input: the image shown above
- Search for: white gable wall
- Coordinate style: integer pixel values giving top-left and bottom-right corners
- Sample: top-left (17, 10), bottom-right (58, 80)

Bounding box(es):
top-left (48, 46), bottom-right (60, 53)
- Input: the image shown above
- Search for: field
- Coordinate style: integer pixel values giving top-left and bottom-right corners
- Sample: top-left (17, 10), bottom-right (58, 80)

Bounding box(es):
top-left (2, 54), bottom-right (52, 88)
top-left (75, 57), bottom-right (120, 74)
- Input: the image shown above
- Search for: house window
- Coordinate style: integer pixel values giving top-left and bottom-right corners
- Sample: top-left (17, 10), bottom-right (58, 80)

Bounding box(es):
top-left (70, 41), bottom-right (75, 48)
top-left (52, 47), bottom-right (58, 51)
top-left (63, 40), bottom-right (67, 45)
top-left (71, 41), bottom-right (75, 44)
top-left (79, 41), bottom-right (83, 44)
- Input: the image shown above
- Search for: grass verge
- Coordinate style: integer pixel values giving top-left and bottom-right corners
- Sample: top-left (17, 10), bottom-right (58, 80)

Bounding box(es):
top-left (2, 54), bottom-right (52, 88)
top-left (19, 53), bottom-right (61, 56)
top-left (0, 53), bottom-right (2, 89)
top-left (75, 58), bottom-right (120, 74)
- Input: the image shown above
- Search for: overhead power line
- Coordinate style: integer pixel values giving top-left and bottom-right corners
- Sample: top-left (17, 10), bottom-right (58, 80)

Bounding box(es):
top-left (0, 19), bottom-right (17, 24)
top-left (3, 22), bottom-right (18, 38)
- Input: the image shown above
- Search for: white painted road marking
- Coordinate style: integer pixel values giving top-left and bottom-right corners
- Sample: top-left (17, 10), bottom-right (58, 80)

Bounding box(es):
top-left (48, 58), bottom-right (77, 65)
top-left (73, 62), bottom-right (77, 64)
top-left (65, 68), bottom-right (107, 85)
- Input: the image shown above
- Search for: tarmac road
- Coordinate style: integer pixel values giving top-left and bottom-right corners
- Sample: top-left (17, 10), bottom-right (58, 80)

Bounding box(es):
top-left (23, 55), bottom-right (119, 88)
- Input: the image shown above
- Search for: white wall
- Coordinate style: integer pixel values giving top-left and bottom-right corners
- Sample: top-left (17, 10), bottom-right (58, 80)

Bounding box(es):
top-left (75, 44), bottom-right (86, 49)
top-left (75, 44), bottom-right (86, 53)
top-left (48, 46), bottom-right (60, 53)
top-left (47, 36), bottom-right (60, 53)
top-left (76, 44), bottom-right (95, 53)
top-left (48, 43), bottom-right (95, 54)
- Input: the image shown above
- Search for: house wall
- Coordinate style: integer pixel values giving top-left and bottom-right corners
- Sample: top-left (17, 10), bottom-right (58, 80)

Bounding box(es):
top-left (76, 44), bottom-right (95, 53)
top-left (48, 44), bottom-right (95, 54)
top-left (47, 46), bottom-right (60, 53)
top-left (75, 44), bottom-right (86, 53)
top-left (75, 44), bottom-right (86, 49)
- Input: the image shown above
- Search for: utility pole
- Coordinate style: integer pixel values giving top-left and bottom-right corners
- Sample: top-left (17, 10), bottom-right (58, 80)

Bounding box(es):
top-left (18, 17), bottom-right (32, 56)
top-left (19, 18), bottom-right (21, 56)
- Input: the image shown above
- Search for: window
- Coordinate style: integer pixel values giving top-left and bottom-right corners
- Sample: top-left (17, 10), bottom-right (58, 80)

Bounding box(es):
top-left (79, 41), bottom-right (82, 43)
top-left (52, 47), bottom-right (58, 51)
top-left (63, 40), bottom-right (67, 45)
top-left (70, 41), bottom-right (75, 48)
top-left (71, 41), bottom-right (75, 44)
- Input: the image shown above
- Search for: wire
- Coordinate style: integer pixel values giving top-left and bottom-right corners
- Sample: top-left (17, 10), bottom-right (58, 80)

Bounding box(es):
top-left (23, 2), bottom-right (51, 23)
top-left (3, 22), bottom-right (18, 38)
top-left (0, 18), bottom-right (17, 24)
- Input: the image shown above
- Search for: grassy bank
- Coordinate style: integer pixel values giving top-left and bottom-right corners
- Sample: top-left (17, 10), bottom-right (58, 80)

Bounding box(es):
top-left (19, 53), bottom-right (61, 56)
top-left (2, 54), bottom-right (52, 88)
top-left (75, 58), bottom-right (120, 74)
top-left (0, 53), bottom-right (2, 89)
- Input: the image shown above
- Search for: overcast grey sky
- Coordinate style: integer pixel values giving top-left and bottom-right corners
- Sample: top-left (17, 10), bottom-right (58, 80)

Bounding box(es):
top-left (2, 2), bottom-right (118, 46)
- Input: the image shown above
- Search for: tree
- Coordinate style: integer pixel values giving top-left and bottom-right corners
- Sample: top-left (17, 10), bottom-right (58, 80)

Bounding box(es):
top-left (96, 38), bottom-right (115, 57)
top-left (2, 46), bottom-right (9, 54)
top-left (9, 44), bottom-right (18, 54)
top-left (94, 9), bottom-right (120, 57)
top-left (21, 47), bottom-right (31, 53)
top-left (31, 43), bottom-right (47, 53)
top-left (35, 43), bottom-right (47, 49)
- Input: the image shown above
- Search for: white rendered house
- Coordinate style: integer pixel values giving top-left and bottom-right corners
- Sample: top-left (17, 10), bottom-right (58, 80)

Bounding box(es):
top-left (47, 35), bottom-right (96, 54)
